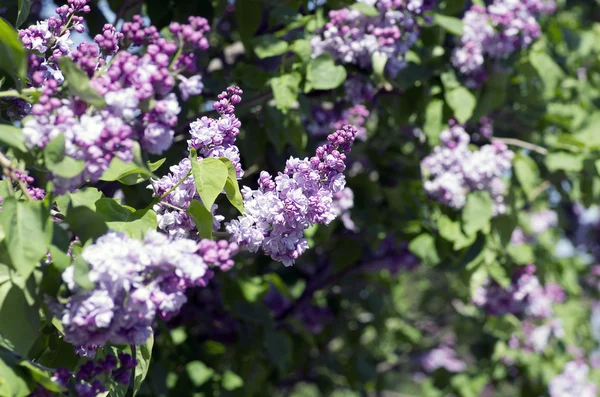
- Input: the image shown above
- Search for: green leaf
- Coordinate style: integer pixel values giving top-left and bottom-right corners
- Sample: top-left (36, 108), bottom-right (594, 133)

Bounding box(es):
top-left (57, 187), bottom-right (104, 215)
top-left (16, 0), bottom-right (31, 28)
top-left (507, 244), bottom-right (535, 264)
top-left (408, 234), bottom-right (440, 266)
top-left (0, 18), bottom-right (27, 80)
top-left (236, 0), bottom-right (262, 42)
top-left (264, 330), bottom-right (292, 372)
top-left (529, 51), bottom-right (564, 99)
top-left (424, 99), bottom-right (444, 146)
top-left (43, 134), bottom-right (86, 178)
top-left (190, 155), bottom-right (228, 210)
top-left (372, 52), bottom-right (388, 78)
top-left (100, 157), bottom-right (165, 185)
top-left (185, 361), bottom-right (214, 387)
top-left (187, 200), bottom-right (213, 239)
top-left (290, 39), bottom-right (311, 62)
top-left (253, 35), bottom-right (289, 59)
top-left (445, 86), bottom-right (476, 124)
top-left (462, 191), bottom-right (493, 236)
top-left (57, 57), bottom-right (106, 108)
top-left (350, 2), bottom-right (379, 16)
top-left (19, 361), bottom-right (61, 392)
top-left (306, 54), bottom-right (347, 91)
top-left (73, 255), bottom-right (94, 290)
top-left (0, 198), bottom-right (52, 278)
top-left (0, 281), bottom-right (40, 356)
top-left (238, 277), bottom-right (269, 302)
top-left (270, 73), bottom-right (301, 111)
top-left (221, 370), bottom-right (244, 391)
top-left (545, 152), bottom-right (584, 172)
top-left (65, 206), bottom-right (108, 244)
top-left (433, 13), bottom-right (464, 35)
top-left (133, 334), bottom-right (153, 396)
top-left (513, 153), bottom-right (540, 197)
top-left (472, 70), bottom-right (508, 119)
top-left (437, 215), bottom-right (461, 242)
top-left (0, 353), bottom-right (31, 397)
top-left (219, 158), bottom-right (245, 214)
top-left (0, 125), bottom-right (27, 152)
top-left (95, 198), bottom-right (157, 238)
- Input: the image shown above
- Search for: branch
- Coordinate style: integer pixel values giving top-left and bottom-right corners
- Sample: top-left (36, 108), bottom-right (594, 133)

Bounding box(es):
top-left (493, 137), bottom-right (548, 155)
top-left (0, 152), bottom-right (32, 200)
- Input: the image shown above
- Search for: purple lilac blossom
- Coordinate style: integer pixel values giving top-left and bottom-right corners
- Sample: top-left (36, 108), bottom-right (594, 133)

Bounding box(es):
top-left (332, 187), bottom-right (357, 231)
top-left (549, 360), bottom-right (597, 397)
top-left (472, 264), bottom-right (564, 318)
top-left (421, 120), bottom-right (513, 214)
top-left (18, 9), bottom-right (210, 193)
top-left (451, 0), bottom-right (555, 87)
top-left (308, 104), bottom-right (370, 141)
top-left (150, 86), bottom-right (244, 238)
top-left (57, 230), bottom-right (237, 348)
top-left (420, 345), bottom-right (467, 373)
top-left (311, 0), bottom-right (435, 77)
top-left (226, 125), bottom-right (358, 266)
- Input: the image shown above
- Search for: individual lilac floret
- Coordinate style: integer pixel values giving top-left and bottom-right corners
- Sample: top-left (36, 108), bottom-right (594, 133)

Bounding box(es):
top-left (150, 87), bottom-right (244, 238)
top-left (226, 125), bottom-right (358, 266)
top-left (420, 345), bottom-right (467, 373)
top-left (549, 361), bottom-right (597, 397)
top-left (57, 231), bottom-right (236, 348)
top-left (421, 120), bottom-right (513, 214)
top-left (451, 0), bottom-right (555, 87)
top-left (311, 0), bottom-right (435, 77)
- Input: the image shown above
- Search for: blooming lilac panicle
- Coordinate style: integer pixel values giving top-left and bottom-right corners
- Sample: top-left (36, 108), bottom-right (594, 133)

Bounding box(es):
top-left (311, 0), bottom-right (435, 76)
top-left (421, 120), bottom-right (513, 214)
top-left (452, 0), bottom-right (555, 87)
top-left (308, 104), bottom-right (370, 141)
top-left (150, 87), bottom-right (244, 238)
top-left (58, 231), bottom-right (237, 348)
top-left (549, 361), bottom-right (597, 397)
top-left (226, 125), bottom-right (358, 266)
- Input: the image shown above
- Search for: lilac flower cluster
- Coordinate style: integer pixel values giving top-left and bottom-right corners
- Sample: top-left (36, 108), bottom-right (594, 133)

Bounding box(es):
top-left (549, 361), bottom-right (597, 397)
top-left (451, 0), bottom-right (556, 87)
top-left (151, 87), bottom-right (244, 238)
top-left (57, 231), bottom-right (237, 348)
top-left (511, 209), bottom-right (558, 245)
top-left (48, 354), bottom-right (136, 397)
top-left (226, 125), bottom-right (358, 266)
top-left (12, 169), bottom-right (45, 200)
top-left (308, 104), bottom-right (370, 141)
top-left (420, 345), bottom-right (467, 373)
top-left (17, 6), bottom-right (210, 193)
top-left (473, 265), bottom-right (564, 317)
top-left (311, 0), bottom-right (435, 76)
top-left (421, 120), bottom-right (513, 214)
top-left (473, 265), bottom-right (566, 352)
top-left (332, 187), bottom-right (357, 231)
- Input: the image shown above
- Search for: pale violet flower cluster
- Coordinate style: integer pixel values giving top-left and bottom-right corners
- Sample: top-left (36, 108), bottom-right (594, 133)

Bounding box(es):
top-left (311, 0), bottom-right (435, 76)
top-left (332, 187), bottom-right (357, 231)
top-left (549, 361), bottom-right (597, 397)
top-left (150, 87), bottom-right (243, 238)
top-left (420, 345), bottom-right (467, 373)
top-left (18, 7), bottom-right (210, 193)
top-left (421, 120), bottom-right (513, 214)
top-left (473, 264), bottom-right (566, 353)
top-left (226, 125), bottom-right (358, 266)
top-left (451, 0), bottom-right (556, 87)
top-left (58, 231), bottom-right (237, 348)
